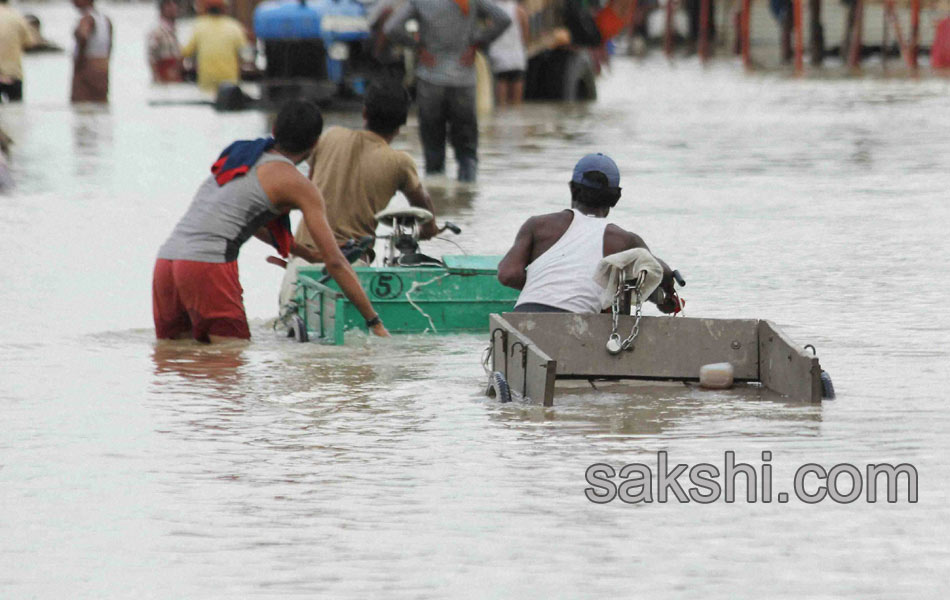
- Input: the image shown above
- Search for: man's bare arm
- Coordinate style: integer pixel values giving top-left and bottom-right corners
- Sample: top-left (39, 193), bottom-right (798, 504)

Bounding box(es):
top-left (253, 226), bottom-right (321, 263)
top-left (497, 217), bottom-right (535, 290)
top-left (259, 162), bottom-right (389, 335)
top-left (74, 14), bottom-right (94, 63)
top-left (606, 225), bottom-right (679, 313)
top-left (403, 183), bottom-right (438, 240)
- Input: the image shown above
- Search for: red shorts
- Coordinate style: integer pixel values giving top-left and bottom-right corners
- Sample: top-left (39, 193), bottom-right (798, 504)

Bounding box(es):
top-left (152, 258), bottom-right (251, 342)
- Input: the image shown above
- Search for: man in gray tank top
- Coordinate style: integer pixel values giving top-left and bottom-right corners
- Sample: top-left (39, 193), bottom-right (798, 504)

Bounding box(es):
top-left (497, 153), bottom-right (681, 314)
top-left (153, 100), bottom-right (390, 343)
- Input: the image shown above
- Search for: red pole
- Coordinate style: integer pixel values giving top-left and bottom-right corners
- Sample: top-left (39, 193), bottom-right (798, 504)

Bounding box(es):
top-left (665, 0), bottom-right (676, 58)
top-left (699, 0), bottom-right (711, 61)
top-left (847, 0), bottom-right (864, 69)
top-left (911, 0), bottom-right (919, 69)
top-left (741, 0), bottom-right (751, 69)
top-left (793, 0), bottom-right (804, 74)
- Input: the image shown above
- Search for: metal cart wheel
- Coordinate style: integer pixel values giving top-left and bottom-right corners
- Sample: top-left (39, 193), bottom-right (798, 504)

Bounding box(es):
top-left (290, 315), bottom-right (308, 343)
top-left (487, 371), bottom-right (512, 403)
top-left (820, 370), bottom-right (835, 399)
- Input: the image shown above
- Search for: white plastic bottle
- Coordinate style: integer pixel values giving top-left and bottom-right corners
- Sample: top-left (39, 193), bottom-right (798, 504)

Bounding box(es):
top-left (699, 362), bottom-right (734, 389)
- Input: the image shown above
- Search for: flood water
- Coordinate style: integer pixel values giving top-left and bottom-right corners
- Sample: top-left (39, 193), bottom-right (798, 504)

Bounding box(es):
top-left (2, 2), bottom-right (949, 598)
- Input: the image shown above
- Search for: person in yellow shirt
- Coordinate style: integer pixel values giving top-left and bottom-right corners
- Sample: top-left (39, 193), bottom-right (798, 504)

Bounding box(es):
top-left (0, 0), bottom-right (38, 102)
top-left (180, 0), bottom-right (249, 92)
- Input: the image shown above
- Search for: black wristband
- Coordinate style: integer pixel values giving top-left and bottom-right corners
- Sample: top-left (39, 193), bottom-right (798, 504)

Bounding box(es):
top-left (365, 315), bottom-right (382, 328)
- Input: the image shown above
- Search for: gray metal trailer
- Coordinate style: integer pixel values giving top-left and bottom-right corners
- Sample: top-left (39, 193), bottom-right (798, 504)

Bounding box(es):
top-left (487, 312), bottom-right (831, 405)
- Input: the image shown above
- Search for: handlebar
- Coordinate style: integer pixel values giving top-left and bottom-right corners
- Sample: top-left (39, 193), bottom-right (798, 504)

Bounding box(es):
top-left (318, 236), bottom-right (375, 283)
top-left (440, 221), bottom-right (462, 235)
top-left (672, 269), bottom-right (685, 287)
top-left (378, 221), bottom-right (461, 239)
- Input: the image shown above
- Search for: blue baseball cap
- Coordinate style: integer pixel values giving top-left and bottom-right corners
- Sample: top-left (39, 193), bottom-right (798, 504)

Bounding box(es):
top-left (571, 153), bottom-right (621, 190)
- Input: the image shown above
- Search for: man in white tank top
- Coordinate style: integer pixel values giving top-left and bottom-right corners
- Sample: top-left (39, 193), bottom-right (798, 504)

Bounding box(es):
top-left (71, 0), bottom-right (112, 103)
top-left (498, 153), bottom-right (679, 314)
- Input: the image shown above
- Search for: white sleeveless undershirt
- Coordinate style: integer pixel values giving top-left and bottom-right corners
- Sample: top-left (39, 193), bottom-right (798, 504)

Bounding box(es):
top-left (488, 0), bottom-right (526, 73)
top-left (76, 9), bottom-right (111, 59)
top-left (515, 209), bottom-right (609, 313)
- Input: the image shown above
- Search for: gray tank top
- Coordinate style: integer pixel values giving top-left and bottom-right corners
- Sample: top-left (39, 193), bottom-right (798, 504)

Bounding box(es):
top-left (158, 152), bottom-right (293, 263)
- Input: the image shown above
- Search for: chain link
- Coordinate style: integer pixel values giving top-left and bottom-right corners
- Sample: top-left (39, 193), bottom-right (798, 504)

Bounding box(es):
top-left (607, 270), bottom-right (645, 354)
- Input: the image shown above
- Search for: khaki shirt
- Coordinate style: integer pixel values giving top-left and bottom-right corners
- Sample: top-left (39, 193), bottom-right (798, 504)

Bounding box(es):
top-left (0, 5), bottom-right (37, 81)
top-left (297, 127), bottom-right (421, 249)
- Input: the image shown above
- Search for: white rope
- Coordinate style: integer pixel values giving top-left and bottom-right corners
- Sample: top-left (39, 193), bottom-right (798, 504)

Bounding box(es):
top-left (404, 274), bottom-right (448, 333)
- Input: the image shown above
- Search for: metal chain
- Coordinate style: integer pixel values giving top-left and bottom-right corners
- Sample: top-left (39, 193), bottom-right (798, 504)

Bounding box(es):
top-left (607, 270), bottom-right (645, 355)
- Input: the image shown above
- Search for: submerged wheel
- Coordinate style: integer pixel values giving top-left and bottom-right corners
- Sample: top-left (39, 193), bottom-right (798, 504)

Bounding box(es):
top-left (290, 315), bottom-right (308, 343)
top-left (487, 371), bottom-right (512, 403)
top-left (820, 370), bottom-right (835, 399)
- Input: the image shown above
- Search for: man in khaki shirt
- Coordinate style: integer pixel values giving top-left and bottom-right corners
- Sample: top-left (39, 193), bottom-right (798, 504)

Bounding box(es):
top-left (297, 80), bottom-right (438, 251)
top-left (0, 0), bottom-right (37, 102)
top-left (279, 80), bottom-right (438, 308)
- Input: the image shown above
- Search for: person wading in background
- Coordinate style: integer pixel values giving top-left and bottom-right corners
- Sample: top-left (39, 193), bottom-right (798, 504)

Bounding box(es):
top-left (71, 0), bottom-right (112, 103)
top-left (367, 0), bottom-right (409, 83)
top-left (147, 0), bottom-right (183, 83)
top-left (0, 0), bottom-right (37, 102)
top-left (384, 0), bottom-right (511, 182)
top-left (488, 0), bottom-right (529, 106)
top-left (181, 0), bottom-right (249, 92)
